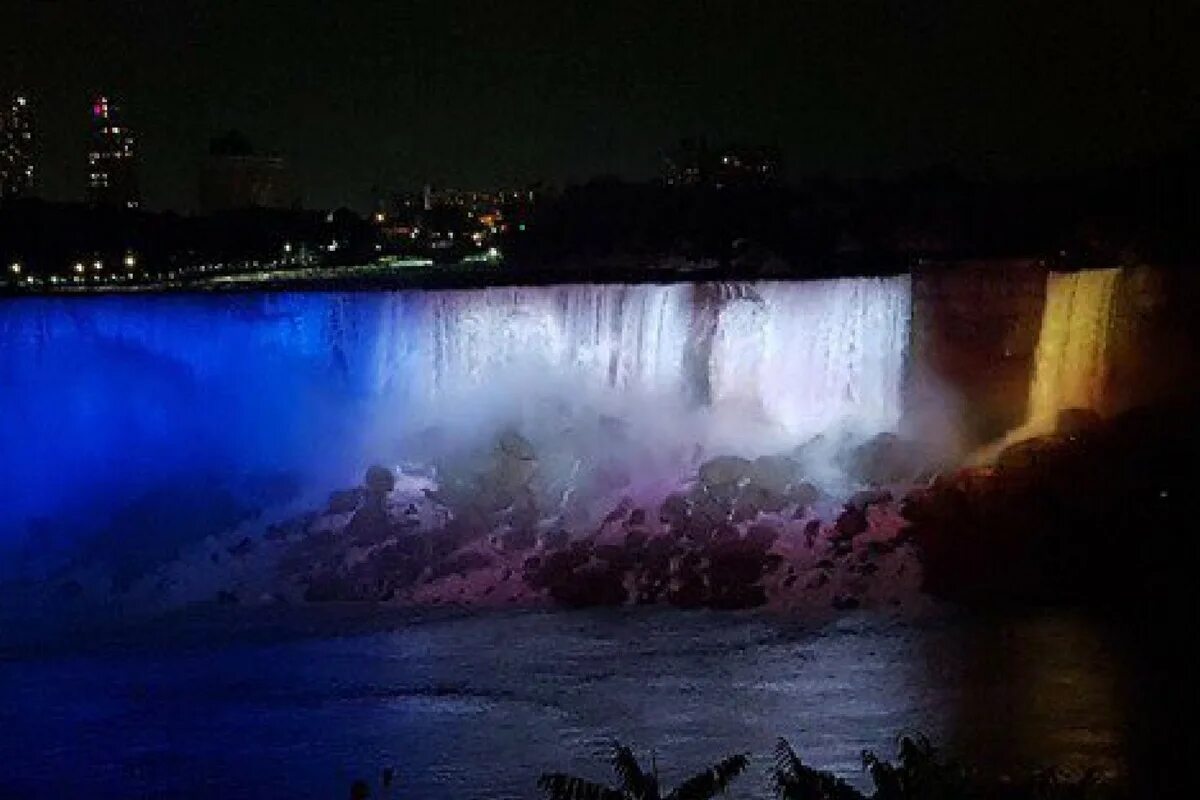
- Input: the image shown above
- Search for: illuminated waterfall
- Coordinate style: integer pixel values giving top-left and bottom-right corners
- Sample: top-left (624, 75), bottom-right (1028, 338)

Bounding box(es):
top-left (1023, 268), bottom-right (1120, 434)
top-left (370, 284), bottom-right (693, 402)
top-left (708, 277), bottom-right (911, 438)
top-left (0, 278), bottom-right (912, 542)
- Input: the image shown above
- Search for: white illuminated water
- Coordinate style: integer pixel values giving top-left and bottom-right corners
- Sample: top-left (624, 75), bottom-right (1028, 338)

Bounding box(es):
top-left (0, 278), bottom-right (911, 551)
top-left (708, 279), bottom-right (910, 437)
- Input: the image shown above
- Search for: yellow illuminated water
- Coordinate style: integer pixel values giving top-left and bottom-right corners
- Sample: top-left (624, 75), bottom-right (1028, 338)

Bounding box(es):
top-left (972, 268), bottom-right (1121, 462)
top-left (1024, 268), bottom-right (1120, 435)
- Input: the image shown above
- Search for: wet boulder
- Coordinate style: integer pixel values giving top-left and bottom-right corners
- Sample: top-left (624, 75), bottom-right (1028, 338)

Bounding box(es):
top-left (844, 433), bottom-right (926, 485)
top-left (1056, 407), bottom-right (1102, 437)
top-left (539, 529), bottom-right (569, 551)
top-left (327, 488), bottom-right (364, 514)
top-left (834, 505), bottom-right (869, 540)
top-left (548, 565), bottom-right (627, 608)
top-left (789, 481), bottom-right (821, 508)
top-left (428, 550), bottom-right (494, 581)
top-left (365, 465), bottom-right (397, 496)
top-left (847, 488), bottom-right (893, 512)
top-left (744, 524), bottom-right (780, 552)
top-left (996, 436), bottom-right (1064, 472)
top-left (500, 526), bottom-right (537, 553)
top-left (698, 455), bottom-right (753, 489)
top-left (659, 492), bottom-right (691, 528)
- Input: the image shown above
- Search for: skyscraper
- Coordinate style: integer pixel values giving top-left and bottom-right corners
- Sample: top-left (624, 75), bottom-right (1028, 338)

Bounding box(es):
top-left (0, 92), bottom-right (36, 202)
top-left (87, 94), bottom-right (139, 208)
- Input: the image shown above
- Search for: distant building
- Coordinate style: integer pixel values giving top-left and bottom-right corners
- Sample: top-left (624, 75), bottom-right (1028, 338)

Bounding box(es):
top-left (199, 130), bottom-right (297, 213)
top-left (663, 139), bottom-right (781, 187)
top-left (87, 95), bottom-right (140, 208)
top-left (1, 92), bottom-right (36, 201)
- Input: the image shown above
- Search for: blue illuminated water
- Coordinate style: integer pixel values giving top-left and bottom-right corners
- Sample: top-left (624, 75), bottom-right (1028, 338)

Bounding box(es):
top-left (0, 280), bottom-right (910, 574)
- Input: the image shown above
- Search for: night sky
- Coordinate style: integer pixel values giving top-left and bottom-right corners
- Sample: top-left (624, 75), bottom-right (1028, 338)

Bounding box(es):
top-left (3, 0), bottom-right (1197, 212)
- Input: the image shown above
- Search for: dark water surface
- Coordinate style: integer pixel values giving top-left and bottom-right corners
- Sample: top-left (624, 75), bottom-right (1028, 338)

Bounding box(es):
top-left (0, 608), bottom-right (1146, 799)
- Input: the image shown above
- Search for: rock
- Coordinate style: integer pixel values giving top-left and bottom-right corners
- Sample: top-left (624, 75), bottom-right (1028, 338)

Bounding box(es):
top-left (803, 519), bottom-right (822, 547)
top-left (365, 465), bottom-right (397, 495)
top-left (744, 524), bottom-right (780, 552)
top-left (699, 455), bottom-right (753, 488)
top-left (834, 505), bottom-right (869, 539)
top-left (749, 455), bottom-right (801, 494)
top-left (345, 502), bottom-right (392, 544)
top-left (1056, 407), bottom-right (1102, 437)
top-left (691, 491), bottom-right (731, 527)
top-left (832, 594), bottom-right (860, 610)
top-left (848, 488), bottom-right (893, 512)
top-left (659, 492), bottom-right (690, 527)
top-left (601, 497), bottom-right (634, 528)
top-left (624, 528), bottom-right (649, 550)
top-left (548, 565), bottom-right (627, 608)
top-left (996, 436), bottom-right (1064, 472)
top-left (500, 527), bottom-right (537, 553)
top-left (540, 529), bottom-right (569, 550)
top-left (789, 481), bottom-right (821, 507)
top-left (805, 572), bottom-right (829, 589)
top-left (731, 491), bottom-right (764, 523)
top-left (428, 550), bottom-right (493, 581)
top-left (327, 488), bottom-right (363, 514)
top-left (711, 522), bottom-right (741, 545)
top-left (627, 508), bottom-right (647, 526)
top-left (844, 433), bottom-right (925, 485)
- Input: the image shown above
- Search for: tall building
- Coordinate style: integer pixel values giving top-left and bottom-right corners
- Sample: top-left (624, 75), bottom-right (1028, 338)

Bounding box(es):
top-left (199, 130), bottom-right (297, 213)
top-left (1, 92), bottom-right (36, 201)
top-left (87, 94), bottom-right (139, 208)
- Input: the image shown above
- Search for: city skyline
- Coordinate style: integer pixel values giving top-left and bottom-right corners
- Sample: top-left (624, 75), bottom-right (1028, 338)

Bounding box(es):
top-left (3, 0), bottom-right (1198, 212)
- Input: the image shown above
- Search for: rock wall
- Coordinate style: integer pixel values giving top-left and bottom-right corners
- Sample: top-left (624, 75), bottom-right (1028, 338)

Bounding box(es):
top-left (906, 260), bottom-right (1048, 451)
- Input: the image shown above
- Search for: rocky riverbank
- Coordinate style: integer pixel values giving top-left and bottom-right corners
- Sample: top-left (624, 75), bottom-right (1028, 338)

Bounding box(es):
top-left (123, 430), bottom-right (937, 617)
top-left (905, 403), bottom-right (1193, 609)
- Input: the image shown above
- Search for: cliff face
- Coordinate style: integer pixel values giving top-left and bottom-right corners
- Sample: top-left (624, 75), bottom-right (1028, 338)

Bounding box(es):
top-left (908, 261), bottom-right (1200, 454)
top-left (906, 260), bottom-right (1047, 451)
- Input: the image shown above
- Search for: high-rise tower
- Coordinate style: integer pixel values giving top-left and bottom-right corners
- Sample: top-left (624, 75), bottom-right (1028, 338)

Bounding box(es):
top-left (87, 94), bottom-right (139, 208)
top-left (0, 92), bottom-right (36, 201)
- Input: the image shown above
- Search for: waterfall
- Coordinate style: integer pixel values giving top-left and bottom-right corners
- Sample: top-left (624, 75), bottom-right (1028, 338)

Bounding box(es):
top-left (370, 284), bottom-right (693, 403)
top-left (1023, 269), bottom-right (1120, 434)
top-left (0, 278), bottom-right (913, 545)
top-left (708, 277), bottom-right (911, 439)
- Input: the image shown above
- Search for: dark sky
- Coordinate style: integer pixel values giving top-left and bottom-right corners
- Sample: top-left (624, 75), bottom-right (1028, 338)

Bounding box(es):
top-left (3, 0), bottom-right (1197, 212)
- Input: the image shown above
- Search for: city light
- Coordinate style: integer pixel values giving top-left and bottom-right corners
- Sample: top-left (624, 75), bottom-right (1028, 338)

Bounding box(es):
top-left (124, 253), bottom-right (137, 269)
top-left (74, 262), bottom-right (85, 274)
top-left (93, 260), bottom-right (103, 270)
top-left (9, 262), bottom-right (22, 274)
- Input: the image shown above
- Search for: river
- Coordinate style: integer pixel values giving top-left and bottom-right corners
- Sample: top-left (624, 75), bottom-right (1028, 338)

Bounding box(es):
top-left (0, 606), bottom-right (1148, 799)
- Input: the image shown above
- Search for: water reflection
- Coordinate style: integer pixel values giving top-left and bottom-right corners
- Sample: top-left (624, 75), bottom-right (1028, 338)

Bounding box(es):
top-left (0, 608), bottom-right (1136, 799)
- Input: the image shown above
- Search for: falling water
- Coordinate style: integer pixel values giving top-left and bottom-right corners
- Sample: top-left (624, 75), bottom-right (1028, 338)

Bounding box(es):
top-left (0, 278), bottom-right (912, 548)
top-left (708, 278), bottom-right (911, 439)
top-left (1023, 269), bottom-right (1121, 434)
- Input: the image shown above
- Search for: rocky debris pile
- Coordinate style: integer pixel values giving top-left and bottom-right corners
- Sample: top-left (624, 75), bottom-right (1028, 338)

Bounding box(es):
top-left (905, 405), bottom-right (1192, 607)
top-left (135, 432), bottom-right (928, 615)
